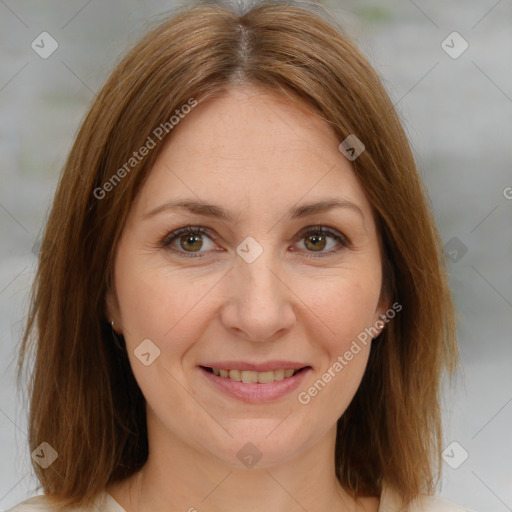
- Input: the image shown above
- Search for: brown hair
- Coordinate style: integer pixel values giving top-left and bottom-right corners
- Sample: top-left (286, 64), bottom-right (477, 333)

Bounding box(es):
top-left (16, 0), bottom-right (458, 510)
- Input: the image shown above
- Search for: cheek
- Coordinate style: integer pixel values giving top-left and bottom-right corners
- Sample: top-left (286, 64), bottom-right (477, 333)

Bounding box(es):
top-left (295, 278), bottom-right (378, 416)
top-left (297, 269), bottom-right (382, 347)
top-left (114, 251), bottom-right (219, 353)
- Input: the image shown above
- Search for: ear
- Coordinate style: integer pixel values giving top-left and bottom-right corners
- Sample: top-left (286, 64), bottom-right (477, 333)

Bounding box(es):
top-left (372, 249), bottom-right (395, 338)
top-left (376, 294), bottom-right (391, 319)
top-left (372, 294), bottom-right (392, 339)
top-left (105, 287), bottom-right (123, 334)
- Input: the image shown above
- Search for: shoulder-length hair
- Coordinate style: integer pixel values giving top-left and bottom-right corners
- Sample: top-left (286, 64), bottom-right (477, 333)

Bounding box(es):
top-left (17, 1), bottom-right (457, 510)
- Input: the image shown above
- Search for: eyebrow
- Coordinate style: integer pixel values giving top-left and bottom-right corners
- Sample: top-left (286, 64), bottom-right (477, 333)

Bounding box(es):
top-left (142, 198), bottom-right (364, 222)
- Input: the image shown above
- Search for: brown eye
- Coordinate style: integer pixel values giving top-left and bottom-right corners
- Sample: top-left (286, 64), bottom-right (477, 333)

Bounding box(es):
top-left (304, 233), bottom-right (328, 252)
top-left (179, 233), bottom-right (204, 252)
top-left (160, 225), bottom-right (349, 259)
top-left (160, 227), bottom-right (217, 257)
top-left (295, 226), bottom-right (350, 257)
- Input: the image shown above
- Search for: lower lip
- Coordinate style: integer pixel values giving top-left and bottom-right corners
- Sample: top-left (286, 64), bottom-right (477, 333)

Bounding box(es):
top-left (199, 366), bottom-right (311, 403)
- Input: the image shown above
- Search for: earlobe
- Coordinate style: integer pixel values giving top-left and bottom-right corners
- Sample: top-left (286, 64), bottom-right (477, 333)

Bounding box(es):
top-left (105, 288), bottom-right (122, 333)
top-left (373, 299), bottom-right (392, 338)
top-left (373, 296), bottom-right (401, 338)
top-left (375, 300), bottom-right (391, 323)
top-left (105, 290), bottom-right (114, 321)
top-left (370, 316), bottom-right (384, 339)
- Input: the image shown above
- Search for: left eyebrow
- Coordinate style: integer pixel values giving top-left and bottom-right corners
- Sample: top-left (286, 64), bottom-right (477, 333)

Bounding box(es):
top-left (289, 199), bottom-right (364, 221)
top-left (142, 198), bottom-right (364, 222)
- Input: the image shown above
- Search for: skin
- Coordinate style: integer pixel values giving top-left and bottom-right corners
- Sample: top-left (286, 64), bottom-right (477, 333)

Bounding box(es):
top-left (105, 85), bottom-right (388, 512)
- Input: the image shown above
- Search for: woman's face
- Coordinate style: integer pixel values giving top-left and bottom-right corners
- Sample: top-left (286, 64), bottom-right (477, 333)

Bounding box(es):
top-left (108, 85), bottom-right (388, 468)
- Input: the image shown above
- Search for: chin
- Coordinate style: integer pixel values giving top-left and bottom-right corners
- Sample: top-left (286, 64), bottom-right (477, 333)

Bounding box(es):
top-left (196, 418), bottom-right (319, 469)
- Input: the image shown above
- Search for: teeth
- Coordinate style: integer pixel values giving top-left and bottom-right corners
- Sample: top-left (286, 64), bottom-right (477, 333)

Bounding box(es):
top-left (241, 370), bottom-right (258, 383)
top-left (257, 371), bottom-right (274, 384)
top-left (273, 369), bottom-right (285, 381)
top-left (229, 369), bottom-right (241, 381)
top-left (211, 367), bottom-right (300, 383)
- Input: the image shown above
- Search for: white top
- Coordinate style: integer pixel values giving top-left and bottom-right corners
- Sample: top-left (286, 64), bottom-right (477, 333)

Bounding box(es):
top-left (5, 486), bottom-right (475, 512)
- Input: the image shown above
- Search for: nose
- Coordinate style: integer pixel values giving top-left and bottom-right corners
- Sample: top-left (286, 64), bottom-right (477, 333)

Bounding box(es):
top-left (219, 245), bottom-right (296, 343)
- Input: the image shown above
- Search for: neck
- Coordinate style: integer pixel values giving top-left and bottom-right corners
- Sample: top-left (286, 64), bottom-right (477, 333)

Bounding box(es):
top-left (107, 422), bottom-right (379, 512)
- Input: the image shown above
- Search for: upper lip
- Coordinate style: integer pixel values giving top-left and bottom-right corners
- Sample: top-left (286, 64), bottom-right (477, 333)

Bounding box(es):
top-left (200, 361), bottom-right (311, 372)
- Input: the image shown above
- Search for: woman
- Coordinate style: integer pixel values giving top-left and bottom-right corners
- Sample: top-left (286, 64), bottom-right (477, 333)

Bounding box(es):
top-left (11, 1), bottom-right (473, 511)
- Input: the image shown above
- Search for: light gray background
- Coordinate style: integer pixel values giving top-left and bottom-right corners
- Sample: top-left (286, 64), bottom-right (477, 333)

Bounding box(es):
top-left (0, 1), bottom-right (511, 511)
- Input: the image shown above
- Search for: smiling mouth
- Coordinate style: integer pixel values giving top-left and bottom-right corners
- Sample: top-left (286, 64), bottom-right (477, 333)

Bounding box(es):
top-left (201, 366), bottom-right (309, 384)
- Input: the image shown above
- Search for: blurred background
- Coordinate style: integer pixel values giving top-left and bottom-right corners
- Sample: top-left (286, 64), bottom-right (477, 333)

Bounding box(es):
top-left (0, 1), bottom-right (510, 511)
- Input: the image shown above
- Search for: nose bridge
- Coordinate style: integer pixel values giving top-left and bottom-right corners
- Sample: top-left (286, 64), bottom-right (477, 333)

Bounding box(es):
top-left (221, 235), bottom-right (294, 341)
top-left (238, 235), bottom-right (282, 308)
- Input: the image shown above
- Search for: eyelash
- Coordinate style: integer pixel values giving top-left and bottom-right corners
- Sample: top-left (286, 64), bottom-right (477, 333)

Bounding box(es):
top-left (159, 225), bottom-right (351, 259)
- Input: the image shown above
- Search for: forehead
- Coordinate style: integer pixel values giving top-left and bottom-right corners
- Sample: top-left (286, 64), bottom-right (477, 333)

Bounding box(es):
top-left (132, 86), bottom-right (373, 222)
